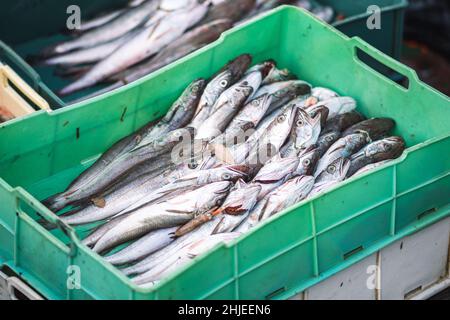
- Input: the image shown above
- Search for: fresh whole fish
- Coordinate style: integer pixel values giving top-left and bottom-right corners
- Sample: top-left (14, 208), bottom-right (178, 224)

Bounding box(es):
top-left (43, 31), bottom-right (137, 67)
top-left (315, 131), bottom-right (341, 157)
top-left (136, 79), bottom-right (206, 150)
top-left (311, 87), bottom-right (339, 101)
top-left (306, 97), bottom-right (356, 120)
top-left (251, 154), bottom-right (300, 200)
top-left (254, 80), bottom-right (312, 114)
top-left (210, 93), bottom-right (272, 149)
top-left (59, 1), bottom-right (210, 95)
top-left (190, 54), bottom-right (252, 130)
top-left (309, 157), bottom-right (350, 197)
top-left (294, 146), bottom-right (321, 176)
top-left (346, 136), bottom-right (405, 177)
top-left (258, 175), bottom-right (315, 221)
top-left (121, 216), bottom-right (222, 276)
top-left (76, 8), bottom-right (127, 33)
top-left (280, 107), bottom-right (322, 158)
top-left (322, 111), bottom-right (366, 135)
top-left (112, 19), bottom-right (234, 83)
top-left (104, 227), bottom-right (178, 266)
top-left (131, 232), bottom-right (240, 285)
top-left (342, 118), bottom-right (396, 141)
top-left (210, 180), bottom-right (262, 234)
top-left (262, 67), bottom-right (297, 85)
top-left (92, 181), bottom-right (232, 253)
top-left (314, 131), bottom-right (371, 177)
top-left (246, 104), bottom-right (296, 166)
top-left (202, 0), bottom-right (256, 24)
top-left (45, 0), bottom-right (159, 56)
top-left (195, 71), bottom-right (261, 140)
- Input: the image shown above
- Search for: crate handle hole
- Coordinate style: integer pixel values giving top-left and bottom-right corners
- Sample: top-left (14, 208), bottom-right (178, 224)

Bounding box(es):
top-left (343, 245), bottom-right (364, 260)
top-left (265, 286), bottom-right (286, 299)
top-left (355, 48), bottom-right (409, 90)
top-left (418, 207), bottom-right (437, 220)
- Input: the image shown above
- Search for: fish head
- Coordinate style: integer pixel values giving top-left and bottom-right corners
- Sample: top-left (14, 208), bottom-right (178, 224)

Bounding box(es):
top-left (243, 93), bottom-right (273, 122)
top-left (226, 54), bottom-right (253, 80)
top-left (207, 19), bottom-right (234, 35)
top-left (198, 181), bottom-right (232, 211)
top-left (344, 130), bottom-right (371, 152)
top-left (241, 71), bottom-right (263, 94)
top-left (316, 157), bottom-right (350, 184)
top-left (291, 107), bottom-right (321, 149)
top-left (366, 136), bottom-right (405, 161)
top-left (291, 175), bottom-right (315, 197)
top-left (296, 146), bottom-right (321, 175)
top-left (307, 105), bottom-right (329, 129)
top-left (221, 182), bottom-right (262, 214)
top-left (186, 79), bottom-right (207, 104)
top-left (254, 156), bottom-right (299, 183)
top-left (214, 164), bottom-right (252, 182)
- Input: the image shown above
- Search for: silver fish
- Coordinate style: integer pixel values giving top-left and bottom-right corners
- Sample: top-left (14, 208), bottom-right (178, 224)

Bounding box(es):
top-left (322, 111), bottom-right (366, 135)
top-left (132, 232), bottom-right (240, 285)
top-left (190, 54), bottom-right (252, 130)
top-left (121, 215), bottom-right (221, 276)
top-left (281, 107), bottom-right (322, 157)
top-left (315, 131), bottom-right (341, 157)
top-left (262, 67), bottom-right (297, 85)
top-left (311, 87), bottom-right (339, 101)
top-left (195, 71), bottom-right (260, 140)
top-left (46, 0), bottom-right (159, 55)
top-left (347, 136), bottom-right (405, 177)
top-left (59, 1), bottom-right (209, 95)
top-left (342, 118), bottom-right (396, 141)
top-left (246, 104), bottom-right (296, 166)
top-left (211, 180), bottom-right (262, 233)
top-left (309, 157), bottom-right (350, 197)
top-left (92, 181), bottom-right (231, 253)
top-left (77, 8), bottom-right (127, 33)
top-left (306, 97), bottom-right (356, 120)
top-left (259, 175), bottom-right (315, 221)
top-left (104, 227), bottom-right (178, 266)
top-left (210, 93), bottom-right (272, 149)
top-left (314, 131), bottom-right (371, 177)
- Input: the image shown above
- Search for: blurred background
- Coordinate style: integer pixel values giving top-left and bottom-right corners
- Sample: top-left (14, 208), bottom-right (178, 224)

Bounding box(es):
top-left (402, 0), bottom-right (449, 95)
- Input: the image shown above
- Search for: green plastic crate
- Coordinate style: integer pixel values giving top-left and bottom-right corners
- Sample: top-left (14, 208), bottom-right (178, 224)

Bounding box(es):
top-left (0, 0), bottom-right (407, 105)
top-left (0, 7), bottom-right (448, 300)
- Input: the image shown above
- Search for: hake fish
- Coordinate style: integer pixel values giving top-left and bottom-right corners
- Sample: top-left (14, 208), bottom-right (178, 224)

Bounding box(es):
top-left (92, 181), bottom-right (232, 253)
top-left (59, 1), bottom-right (210, 95)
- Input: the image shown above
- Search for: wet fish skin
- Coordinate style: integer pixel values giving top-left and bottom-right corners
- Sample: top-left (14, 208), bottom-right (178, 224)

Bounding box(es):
top-left (311, 87), bottom-right (339, 101)
top-left (92, 181), bottom-right (232, 253)
top-left (210, 93), bottom-right (272, 149)
top-left (306, 97), bottom-right (356, 120)
top-left (347, 136), bottom-right (405, 177)
top-left (121, 215), bottom-right (221, 276)
top-left (190, 54), bottom-right (252, 130)
top-left (46, 0), bottom-right (159, 55)
top-left (104, 227), bottom-right (178, 266)
top-left (314, 131), bottom-right (371, 177)
top-left (262, 67), bottom-right (297, 85)
top-left (136, 78), bottom-right (206, 149)
top-left (115, 19), bottom-right (234, 83)
top-left (211, 181), bottom-right (262, 234)
top-left (342, 118), bottom-right (396, 141)
top-left (306, 105), bottom-right (329, 129)
top-left (246, 104), bottom-right (296, 166)
top-left (294, 146), bottom-right (321, 176)
top-left (76, 8), bottom-right (127, 33)
top-left (255, 80), bottom-right (312, 114)
top-left (59, 1), bottom-right (210, 95)
top-left (315, 131), bottom-right (341, 157)
top-left (132, 232), bottom-right (240, 285)
top-left (195, 71), bottom-right (261, 140)
top-left (202, 0), bottom-right (256, 24)
top-left (259, 175), bottom-right (315, 221)
top-left (353, 160), bottom-right (392, 177)
top-left (322, 111), bottom-right (366, 135)
top-left (310, 157), bottom-right (350, 196)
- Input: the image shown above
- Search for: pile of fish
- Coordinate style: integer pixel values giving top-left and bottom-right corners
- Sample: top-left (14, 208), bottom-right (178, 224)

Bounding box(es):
top-left (32, 0), bottom-right (339, 97)
top-left (42, 54), bottom-right (405, 288)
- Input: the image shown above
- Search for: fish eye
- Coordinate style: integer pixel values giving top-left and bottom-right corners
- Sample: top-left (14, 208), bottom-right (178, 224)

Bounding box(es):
top-left (219, 80), bottom-right (228, 88)
top-left (325, 135), bottom-right (333, 142)
top-left (252, 99), bottom-right (260, 105)
top-left (277, 114), bottom-right (286, 122)
top-left (385, 144), bottom-right (392, 151)
top-left (327, 165), bottom-right (336, 174)
top-left (303, 159), bottom-right (311, 167)
top-left (297, 119), bottom-right (304, 126)
top-left (216, 199), bottom-right (223, 206)
top-left (222, 173), bottom-right (231, 180)
top-left (188, 163), bottom-right (198, 169)
top-left (192, 85), bottom-right (199, 93)
top-left (242, 81), bottom-right (249, 86)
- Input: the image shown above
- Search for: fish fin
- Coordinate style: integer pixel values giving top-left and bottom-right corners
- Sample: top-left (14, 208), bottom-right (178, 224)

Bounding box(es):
top-left (91, 197), bottom-right (106, 208)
